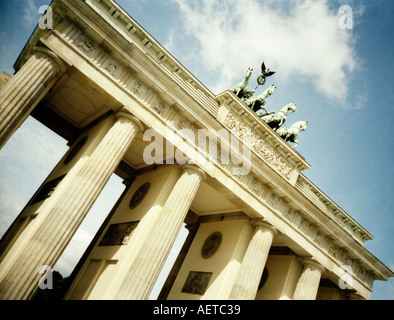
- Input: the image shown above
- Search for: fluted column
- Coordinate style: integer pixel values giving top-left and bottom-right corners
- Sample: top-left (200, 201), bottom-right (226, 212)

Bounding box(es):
top-left (115, 165), bottom-right (206, 300)
top-left (0, 109), bottom-right (143, 300)
top-left (229, 220), bottom-right (277, 300)
top-left (158, 222), bottom-right (200, 300)
top-left (0, 46), bottom-right (66, 149)
top-left (293, 258), bottom-right (325, 300)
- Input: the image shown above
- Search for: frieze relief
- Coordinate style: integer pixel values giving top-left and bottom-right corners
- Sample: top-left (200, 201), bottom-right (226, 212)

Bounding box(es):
top-left (128, 79), bottom-right (144, 98)
top-left (176, 117), bottom-right (191, 130)
top-left (75, 34), bottom-right (97, 56)
top-left (59, 20), bottom-right (373, 289)
top-left (223, 112), bottom-right (295, 181)
top-left (103, 58), bottom-right (123, 78)
top-left (153, 101), bottom-right (168, 117)
top-left (250, 178), bottom-right (263, 195)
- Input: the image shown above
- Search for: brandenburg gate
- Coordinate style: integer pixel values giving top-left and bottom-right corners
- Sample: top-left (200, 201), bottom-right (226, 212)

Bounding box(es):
top-left (0, 0), bottom-right (392, 300)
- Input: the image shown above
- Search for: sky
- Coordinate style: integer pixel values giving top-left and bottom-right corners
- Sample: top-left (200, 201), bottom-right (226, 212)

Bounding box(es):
top-left (0, 0), bottom-right (393, 300)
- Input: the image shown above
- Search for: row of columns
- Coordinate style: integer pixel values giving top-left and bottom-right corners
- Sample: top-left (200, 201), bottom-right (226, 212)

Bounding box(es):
top-left (0, 44), bottom-right (328, 300)
top-left (0, 43), bottom-right (208, 300)
top-left (0, 109), bottom-right (144, 299)
top-left (0, 45), bottom-right (68, 298)
top-left (229, 220), bottom-right (325, 300)
top-left (115, 166), bottom-right (206, 299)
top-left (0, 100), bottom-right (207, 299)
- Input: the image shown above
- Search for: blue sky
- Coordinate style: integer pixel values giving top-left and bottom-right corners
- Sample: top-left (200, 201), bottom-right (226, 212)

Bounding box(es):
top-left (0, 0), bottom-right (393, 300)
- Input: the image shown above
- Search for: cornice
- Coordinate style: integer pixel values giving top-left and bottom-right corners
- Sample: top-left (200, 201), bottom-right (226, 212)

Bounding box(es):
top-left (295, 174), bottom-right (373, 244)
top-left (85, 0), bottom-right (218, 113)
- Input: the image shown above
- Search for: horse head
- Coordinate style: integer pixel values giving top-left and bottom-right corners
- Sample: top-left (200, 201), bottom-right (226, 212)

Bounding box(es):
top-left (288, 102), bottom-right (296, 113)
top-left (267, 85), bottom-right (276, 94)
top-left (232, 67), bottom-right (254, 98)
top-left (280, 102), bottom-right (296, 115)
top-left (246, 67), bottom-right (253, 78)
top-left (293, 121), bottom-right (308, 131)
top-left (260, 85), bottom-right (276, 99)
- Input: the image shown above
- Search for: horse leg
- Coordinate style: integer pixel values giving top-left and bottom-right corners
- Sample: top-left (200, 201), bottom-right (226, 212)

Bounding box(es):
top-left (252, 101), bottom-right (260, 112)
top-left (281, 133), bottom-right (289, 142)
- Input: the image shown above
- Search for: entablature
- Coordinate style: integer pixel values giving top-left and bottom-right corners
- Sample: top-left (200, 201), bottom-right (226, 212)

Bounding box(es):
top-left (215, 90), bottom-right (310, 184)
top-left (295, 174), bottom-right (373, 244)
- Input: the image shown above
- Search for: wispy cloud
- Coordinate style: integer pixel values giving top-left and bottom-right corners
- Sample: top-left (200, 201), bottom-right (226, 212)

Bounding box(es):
top-left (170, 0), bottom-right (361, 102)
top-left (22, 0), bottom-right (38, 28)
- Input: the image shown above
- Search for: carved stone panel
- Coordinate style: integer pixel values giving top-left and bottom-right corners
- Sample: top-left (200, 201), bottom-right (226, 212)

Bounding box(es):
top-left (75, 34), bottom-right (98, 57)
top-left (98, 221), bottom-right (139, 246)
top-left (201, 232), bottom-right (222, 259)
top-left (181, 271), bottom-right (213, 295)
top-left (103, 58), bottom-right (123, 78)
top-left (153, 101), bottom-right (169, 117)
top-left (129, 182), bottom-right (151, 209)
top-left (29, 174), bottom-right (66, 205)
top-left (223, 112), bottom-right (295, 180)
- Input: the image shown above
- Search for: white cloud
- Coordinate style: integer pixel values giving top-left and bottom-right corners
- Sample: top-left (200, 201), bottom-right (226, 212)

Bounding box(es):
top-left (0, 192), bottom-right (24, 234)
top-left (170, 0), bottom-right (359, 102)
top-left (53, 228), bottom-right (94, 275)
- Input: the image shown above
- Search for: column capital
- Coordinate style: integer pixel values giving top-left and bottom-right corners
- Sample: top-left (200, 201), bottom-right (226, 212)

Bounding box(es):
top-left (0, 45), bottom-right (67, 150)
top-left (251, 219), bottom-right (278, 236)
top-left (116, 108), bottom-right (144, 133)
top-left (293, 257), bottom-right (325, 300)
top-left (299, 257), bottom-right (325, 274)
top-left (34, 46), bottom-right (67, 75)
top-left (181, 164), bottom-right (207, 181)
